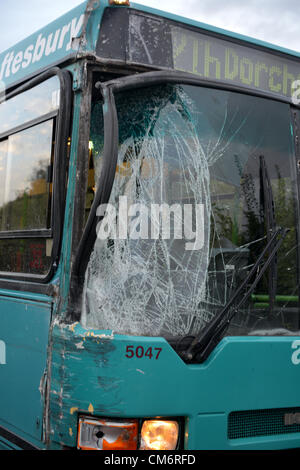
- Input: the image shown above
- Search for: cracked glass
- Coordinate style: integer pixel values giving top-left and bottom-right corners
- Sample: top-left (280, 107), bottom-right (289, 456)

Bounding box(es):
top-left (82, 82), bottom-right (300, 339)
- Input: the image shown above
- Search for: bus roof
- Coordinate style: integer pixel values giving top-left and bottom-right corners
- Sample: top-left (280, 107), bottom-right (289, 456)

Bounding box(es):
top-left (1, 1), bottom-right (300, 94)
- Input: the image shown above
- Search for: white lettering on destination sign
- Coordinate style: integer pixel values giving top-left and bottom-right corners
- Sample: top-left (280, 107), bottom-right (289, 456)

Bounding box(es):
top-left (0, 14), bottom-right (84, 82)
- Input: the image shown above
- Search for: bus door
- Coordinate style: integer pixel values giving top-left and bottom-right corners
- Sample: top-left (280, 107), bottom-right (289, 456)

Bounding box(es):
top-left (0, 71), bottom-right (70, 448)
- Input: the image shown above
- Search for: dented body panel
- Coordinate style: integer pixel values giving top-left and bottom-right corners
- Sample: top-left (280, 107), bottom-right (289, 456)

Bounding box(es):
top-left (0, 290), bottom-right (52, 449)
top-left (48, 322), bottom-right (300, 450)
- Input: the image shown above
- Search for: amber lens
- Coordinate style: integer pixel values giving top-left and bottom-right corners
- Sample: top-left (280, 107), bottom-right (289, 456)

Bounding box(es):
top-left (109, 0), bottom-right (130, 5)
top-left (102, 421), bottom-right (138, 450)
top-left (77, 418), bottom-right (138, 450)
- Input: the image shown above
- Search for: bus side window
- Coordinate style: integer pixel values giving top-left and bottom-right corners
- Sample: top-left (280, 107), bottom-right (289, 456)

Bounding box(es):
top-left (0, 76), bottom-right (60, 276)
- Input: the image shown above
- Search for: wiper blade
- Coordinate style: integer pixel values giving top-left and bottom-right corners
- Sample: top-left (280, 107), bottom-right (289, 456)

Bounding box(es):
top-left (180, 226), bottom-right (289, 363)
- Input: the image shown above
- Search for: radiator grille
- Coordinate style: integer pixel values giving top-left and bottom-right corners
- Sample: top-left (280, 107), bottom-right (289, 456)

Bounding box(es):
top-left (228, 407), bottom-right (300, 439)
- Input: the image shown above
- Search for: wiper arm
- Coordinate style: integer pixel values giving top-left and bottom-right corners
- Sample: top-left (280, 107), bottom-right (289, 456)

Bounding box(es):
top-left (180, 226), bottom-right (289, 363)
top-left (260, 155), bottom-right (277, 314)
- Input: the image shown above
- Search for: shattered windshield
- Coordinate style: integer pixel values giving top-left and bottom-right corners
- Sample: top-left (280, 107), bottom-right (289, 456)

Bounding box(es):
top-left (82, 81), bottom-right (299, 339)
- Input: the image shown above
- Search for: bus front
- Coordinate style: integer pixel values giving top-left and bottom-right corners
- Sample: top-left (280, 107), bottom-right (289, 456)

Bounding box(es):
top-left (49, 71), bottom-right (300, 450)
top-left (49, 5), bottom-right (300, 451)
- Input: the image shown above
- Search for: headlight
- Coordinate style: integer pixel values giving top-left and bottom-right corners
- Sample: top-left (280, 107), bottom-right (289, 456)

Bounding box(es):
top-left (77, 417), bottom-right (180, 451)
top-left (140, 420), bottom-right (179, 450)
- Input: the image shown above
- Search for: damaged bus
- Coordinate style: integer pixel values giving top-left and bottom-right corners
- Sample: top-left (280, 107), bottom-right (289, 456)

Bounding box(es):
top-left (0, 0), bottom-right (300, 451)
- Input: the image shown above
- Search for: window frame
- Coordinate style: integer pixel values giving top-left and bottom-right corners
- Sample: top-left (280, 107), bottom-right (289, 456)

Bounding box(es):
top-left (0, 67), bottom-right (72, 284)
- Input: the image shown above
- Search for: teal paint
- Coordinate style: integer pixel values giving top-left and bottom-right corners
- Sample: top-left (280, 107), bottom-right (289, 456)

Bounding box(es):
top-left (2, 0), bottom-right (300, 94)
top-left (48, 323), bottom-right (300, 450)
top-left (0, 437), bottom-right (19, 450)
top-left (0, 291), bottom-right (52, 447)
top-left (0, 0), bottom-right (300, 452)
top-left (57, 86), bottom-right (82, 312)
top-left (0, 1), bottom-right (106, 91)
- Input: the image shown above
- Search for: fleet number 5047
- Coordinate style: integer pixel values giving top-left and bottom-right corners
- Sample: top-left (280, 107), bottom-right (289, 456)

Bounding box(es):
top-left (125, 345), bottom-right (162, 360)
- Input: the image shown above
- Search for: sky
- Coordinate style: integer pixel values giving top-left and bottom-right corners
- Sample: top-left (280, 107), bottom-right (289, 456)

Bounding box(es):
top-left (0, 0), bottom-right (300, 54)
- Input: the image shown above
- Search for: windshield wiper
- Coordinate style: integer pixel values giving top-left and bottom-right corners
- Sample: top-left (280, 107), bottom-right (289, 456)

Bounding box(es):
top-left (180, 226), bottom-right (289, 364)
top-left (260, 155), bottom-right (277, 315)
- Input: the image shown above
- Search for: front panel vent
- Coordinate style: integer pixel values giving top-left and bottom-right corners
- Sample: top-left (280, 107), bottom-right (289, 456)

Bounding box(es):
top-left (228, 407), bottom-right (300, 439)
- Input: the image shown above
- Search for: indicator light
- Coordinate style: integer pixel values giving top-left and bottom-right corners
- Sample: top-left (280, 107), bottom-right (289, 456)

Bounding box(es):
top-left (109, 0), bottom-right (130, 5)
top-left (77, 417), bottom-right (138, 450)
top-left (77, 416), bottom-right (180, 451)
